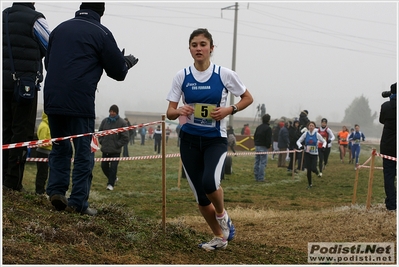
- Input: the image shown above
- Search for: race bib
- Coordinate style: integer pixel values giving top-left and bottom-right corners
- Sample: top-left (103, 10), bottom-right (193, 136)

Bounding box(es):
top-left (354, 139), bottom-right (361, 144)
top-left (187, 103), bottom-right (216, 127)
top-left (306, 145), bottom-right (317, 153)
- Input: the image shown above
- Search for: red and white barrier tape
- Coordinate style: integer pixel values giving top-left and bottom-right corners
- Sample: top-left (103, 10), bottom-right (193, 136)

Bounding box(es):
top-left (25, 149), bottom-right (304, 162)
top-left (374, 151), bottom-right (397, 161)
top-left (2, 120), bottom-right (162, 150)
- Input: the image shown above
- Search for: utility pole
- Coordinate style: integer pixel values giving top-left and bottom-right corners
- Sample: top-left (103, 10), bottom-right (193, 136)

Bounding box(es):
top-left (221, 2), bottom-right (238, 127)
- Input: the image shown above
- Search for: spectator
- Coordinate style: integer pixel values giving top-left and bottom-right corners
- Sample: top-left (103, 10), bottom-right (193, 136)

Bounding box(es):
top-left (153, 125), bottom-right (162, 154)
top-left (296, 121), bottom-right (326, 189)
top-left (337, 126), bottom-right (349, 163)
top-left (271, 120), bottom-right (280, 160)
top-left (287, 120), bottom-right (302, 173)
top-left (3, 2), bottom-right (50, 192)
top-left (277, 121), bottom-right (289, 167)
top-left (260, 104), bottom-right (266, 117)
top-left (298, 110), bottom-right (309, 131)
top-left (123, 118), bottom-right (131, 157)
top-left (44, 2), bottom-right (138, 215)
top-left (379, 82), bottom-right (397, 211)
top-left (227, 125), bottom-right (237, 155)
top-left (148, 126), bottom-right (154, 140)
top-left (166, 28), bottom-right (253, 250)
top-left (99, 105), bottom-right (129, 191)
top-left (316, 118), bottom-right (335, 176)
top-left (243, 124), bottom-right (251, 136)
top-left (165, 126), bottom-right (172, 144)
top-left (131, 123), bottom-right (137, 145)
top-left (35, 112), bottom-right (52, 195)
top-left (348, 124), bottom-right (365, 170)
top-left (139, 126), bottom-right (147, 145)
top-left (253, 114), bottom-right (272, 182)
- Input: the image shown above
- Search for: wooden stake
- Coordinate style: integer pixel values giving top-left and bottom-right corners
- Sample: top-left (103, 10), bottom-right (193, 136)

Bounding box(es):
top-left (292, 149), bottom-right (296, 179)
top-left (352, 165), bottom-right (360, 205)
top-left (177, 159), bottom-right (182, 189)
top-left (366, 149), bottom-right (376, 210)
top-left (161, 115), bottom-right (166, 232)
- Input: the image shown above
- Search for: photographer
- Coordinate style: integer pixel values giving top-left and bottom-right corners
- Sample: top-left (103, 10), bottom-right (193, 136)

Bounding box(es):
top-left (379, 82), bottom-right (397, 211)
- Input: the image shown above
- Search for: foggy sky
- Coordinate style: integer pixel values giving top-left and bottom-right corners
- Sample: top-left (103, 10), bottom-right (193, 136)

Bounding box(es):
top-left (7, 1), bottom-right (397, 123)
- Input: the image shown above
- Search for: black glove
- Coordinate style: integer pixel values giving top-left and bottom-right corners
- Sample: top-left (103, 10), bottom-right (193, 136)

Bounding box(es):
top-left (124, 54), bottom-right (139, 69)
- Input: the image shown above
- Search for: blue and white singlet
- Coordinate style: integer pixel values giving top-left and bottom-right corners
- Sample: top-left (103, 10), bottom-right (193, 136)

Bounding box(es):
top-left (166, 62), bottom-right (246, 138)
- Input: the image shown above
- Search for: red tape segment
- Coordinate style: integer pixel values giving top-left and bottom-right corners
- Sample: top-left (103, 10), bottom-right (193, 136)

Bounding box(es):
top-left (2, 120), bottom-right (163, 150)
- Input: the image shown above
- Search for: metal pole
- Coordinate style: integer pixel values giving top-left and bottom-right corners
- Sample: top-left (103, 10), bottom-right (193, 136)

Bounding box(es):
top-left (222, 3), bottom-right (239, 127)
top-left (229, 2), bottom-right (238, 127)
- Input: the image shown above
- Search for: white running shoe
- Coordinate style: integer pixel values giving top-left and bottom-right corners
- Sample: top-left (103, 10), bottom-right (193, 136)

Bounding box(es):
top-left (106, 184), bottom-right (114, 191)
top-left (216, 210), bottom-right (235, 241)
top-left (318, 172), bottom-right (323, 177)
top-left (198, 237), bottom-right (227, 251)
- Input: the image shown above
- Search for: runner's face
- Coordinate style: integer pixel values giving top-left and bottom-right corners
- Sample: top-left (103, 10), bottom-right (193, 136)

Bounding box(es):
top-left (308, 123), bottom-right (315, 131)
top-left (189, 34), bottom-right (213, 64)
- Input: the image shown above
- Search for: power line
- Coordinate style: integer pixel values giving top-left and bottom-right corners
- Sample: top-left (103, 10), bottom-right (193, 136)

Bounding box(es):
top-left (255, 2), bottom-right (397, 26)
top-left (243, 6), bottom-right (396, 56)
top-left (37, 2), bottom-right (397, 59)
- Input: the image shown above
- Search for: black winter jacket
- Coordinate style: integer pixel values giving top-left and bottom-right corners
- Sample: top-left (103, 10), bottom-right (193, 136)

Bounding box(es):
top-left (379, 96), bottom-right (396, 157)
top-left (254, 123), bottom-right (272, 148)
top-left (44, 9), bottom-right (128, 118)
top-left (288, 126), bottom-right (301, 150)
top-left (2, 3), bottom-right (45, 92)
top-left (98, 116), bottom-right (129, 154)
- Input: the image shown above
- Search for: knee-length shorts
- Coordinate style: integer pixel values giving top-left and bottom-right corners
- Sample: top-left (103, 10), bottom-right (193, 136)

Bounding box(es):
top-left (179, 131), bottom-right (228, 206)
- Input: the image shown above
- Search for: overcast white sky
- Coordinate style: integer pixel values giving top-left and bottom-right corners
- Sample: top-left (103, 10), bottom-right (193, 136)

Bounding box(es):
top-left (4, 1), bottom-right (397, 123)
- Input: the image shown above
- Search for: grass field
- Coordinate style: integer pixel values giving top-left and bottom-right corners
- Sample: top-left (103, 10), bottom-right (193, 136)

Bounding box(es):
top-left (2, 137), bottom-right (397, 264)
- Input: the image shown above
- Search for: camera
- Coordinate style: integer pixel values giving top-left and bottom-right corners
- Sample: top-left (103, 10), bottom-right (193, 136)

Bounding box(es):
top-left (382, 91), bottom-right (392, 98)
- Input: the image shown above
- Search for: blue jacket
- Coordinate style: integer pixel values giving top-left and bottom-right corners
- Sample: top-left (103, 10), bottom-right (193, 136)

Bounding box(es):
top-left (44, 9), bottom-right (128, 118)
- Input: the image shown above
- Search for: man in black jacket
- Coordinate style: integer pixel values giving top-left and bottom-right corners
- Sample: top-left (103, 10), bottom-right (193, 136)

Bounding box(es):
top-left (379, 82), bottom-right (397, 211)
top-left (253, 114), bottom-right (272, 182)
top-left (2, 3), bottom-right (50, 192)
top-left (44, 2), bottom-right (138, 215)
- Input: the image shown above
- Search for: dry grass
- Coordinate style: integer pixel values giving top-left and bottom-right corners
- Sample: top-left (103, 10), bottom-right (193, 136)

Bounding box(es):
top-left (172, 204), bottom-right (396, 254)
top-left (2, 137), bottom-right (397, 264)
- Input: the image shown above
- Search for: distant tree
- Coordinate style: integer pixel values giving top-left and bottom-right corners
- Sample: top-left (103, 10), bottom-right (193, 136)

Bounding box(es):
top-left (342, 95), bottom-right (377, 129)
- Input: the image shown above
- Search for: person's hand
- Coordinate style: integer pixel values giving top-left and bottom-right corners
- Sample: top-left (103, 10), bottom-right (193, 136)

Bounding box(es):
top-left (178, 105), bottom-right (194, 117)
top-left (124, 54), bottom-right (139, 69)
top-left (210, 106), bottom-right (231, 121)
